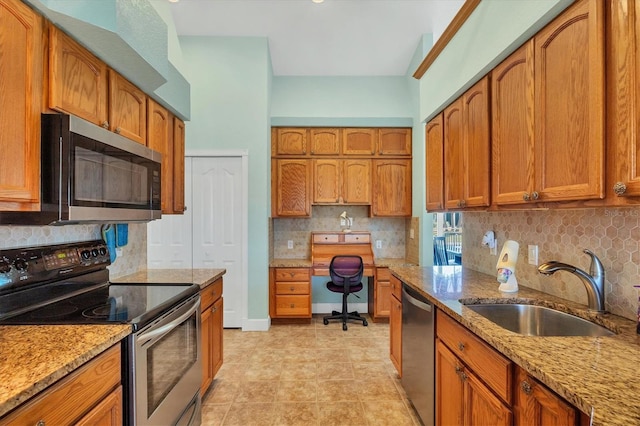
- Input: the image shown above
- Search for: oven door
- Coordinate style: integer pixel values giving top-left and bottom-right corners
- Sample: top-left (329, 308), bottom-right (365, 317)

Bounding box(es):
top-left (133, 295), bottom-right (201, 426)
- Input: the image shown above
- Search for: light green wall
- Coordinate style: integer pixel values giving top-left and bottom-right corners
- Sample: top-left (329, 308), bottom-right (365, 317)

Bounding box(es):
top-left (419, 0), bottom-right (574, 122)
top-left (180, 36), bottom-right (271, 320)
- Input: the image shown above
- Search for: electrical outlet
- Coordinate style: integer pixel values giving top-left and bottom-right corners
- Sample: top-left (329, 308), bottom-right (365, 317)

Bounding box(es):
top-left (410, 228), bottom-right (415, 239)
top-left (287, 240), bottom-right (293, 249)
top-left (376, 240), bottom-right (382, 249)
top-left (340, 218), bottom-right (346, 226)
top-left (528, 245), bottom-right (538, 265)
top-left (490, 239), bottom-right (498, 256)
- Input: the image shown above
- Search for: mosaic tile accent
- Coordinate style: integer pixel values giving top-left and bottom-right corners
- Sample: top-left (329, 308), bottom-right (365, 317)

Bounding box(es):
top-left (0, 224), bottom-right (147, 279)
top-left (272, 206), bottom-right (406, 259)
top-left (462, 208), bottom-right (640, 321)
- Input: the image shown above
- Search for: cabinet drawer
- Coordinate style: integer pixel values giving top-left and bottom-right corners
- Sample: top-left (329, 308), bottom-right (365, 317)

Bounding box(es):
top-left (274, 268), bottom-right (310, 282)
top-left (390, 274), bottom-right (402, 301)
top-left (344, 234), bottom-right (370, 243)
top-left (275, 295), bottom-right (311, 316)
top-left (2, 345), bottom-right (121, 425)
top-left (376, 267), bottom-right (390, 281)
top-left (275, 282), bottom-right (310, 295)
top-left (436, 311), bottom-right (512, 403)
top-left (201, 277), bottom-right (223, 310)
top-left (313, 233), bottom-right (340, 244)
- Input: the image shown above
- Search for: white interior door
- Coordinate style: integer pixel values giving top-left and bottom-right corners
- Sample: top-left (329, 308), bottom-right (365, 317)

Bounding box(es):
top-left (191, 157), bottom-right (244, 328)
top-left (147, 159), bottom-right (193, 268)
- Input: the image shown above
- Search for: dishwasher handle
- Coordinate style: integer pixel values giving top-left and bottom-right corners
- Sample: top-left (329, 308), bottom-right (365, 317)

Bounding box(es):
top-left (402, 286), bottom-right (432, 312)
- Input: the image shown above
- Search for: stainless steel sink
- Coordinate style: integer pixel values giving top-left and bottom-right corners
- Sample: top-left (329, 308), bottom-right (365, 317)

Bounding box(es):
top-left (464, 303), bottom-right (615, 337)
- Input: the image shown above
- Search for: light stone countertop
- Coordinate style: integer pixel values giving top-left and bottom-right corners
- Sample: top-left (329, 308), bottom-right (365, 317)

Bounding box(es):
top-left (269, 258), bottom-right (414, 268)
top-left (0, 324), bottom-right (131, 418)
top-left (111, 268), bottom-right (226, 290)
top-left (390, 265), bottom-right (640, 426)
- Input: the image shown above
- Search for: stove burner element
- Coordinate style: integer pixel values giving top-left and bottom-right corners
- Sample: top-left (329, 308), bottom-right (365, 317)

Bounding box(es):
top-left (82, 297), bottom-right (128, 321)
top-left (30, 304), bottom-right (79, 319)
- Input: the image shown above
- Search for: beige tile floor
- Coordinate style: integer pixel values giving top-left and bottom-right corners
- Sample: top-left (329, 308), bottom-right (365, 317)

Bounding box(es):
top-left (201, 314), bottom-right (422, 426)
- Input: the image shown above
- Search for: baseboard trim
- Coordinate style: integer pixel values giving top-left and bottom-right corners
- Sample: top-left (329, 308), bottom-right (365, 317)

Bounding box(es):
top-left (312, 302), bottom-right (368, 314)
top-left (241, 317), bottom-right (270, 331)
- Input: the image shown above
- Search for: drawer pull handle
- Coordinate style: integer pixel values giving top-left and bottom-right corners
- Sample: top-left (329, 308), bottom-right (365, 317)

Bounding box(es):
top-left (455, 365), bottom-right (463, 374)
top-left (290, 304), bottom-right (295, 308)
top-left (290, 286), bottom-right (295, 292)
top-left (521, 380), bottom-right (533, 395)
top-left (458, 342), bottom-right (465, 351)
top-left (460, 372), bottom-right (467, 381)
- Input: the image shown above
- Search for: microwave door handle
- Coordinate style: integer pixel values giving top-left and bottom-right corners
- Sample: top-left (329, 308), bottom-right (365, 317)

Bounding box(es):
top-left (137, 298), bottom-right (199, 346)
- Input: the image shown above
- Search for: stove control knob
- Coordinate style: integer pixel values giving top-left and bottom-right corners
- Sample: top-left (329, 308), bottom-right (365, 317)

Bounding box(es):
top-left (14, 258), bottom-right (28, 271)
top-left (0, 258), bottom-right (11, 274)
top-left (91, 248), bottom-right (99, 257)
top-left (81, 250), bottom-right (91, 260)
top-left (98, 247), bottom-right (107, 256)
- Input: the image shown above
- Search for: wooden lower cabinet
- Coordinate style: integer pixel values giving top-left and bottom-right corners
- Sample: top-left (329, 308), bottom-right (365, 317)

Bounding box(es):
top-left (1, 344), bottom-right (122, 425)
top-left (389, 274), bottom-right (402, 376)
top-left (200, 277), bottom-right (224, 396)
top-left (269, 267), bottom-right (312, 320)
top-left (515, 367), bottom-right (578, 426)
top-left (368, 266), bottom-right (391, 321)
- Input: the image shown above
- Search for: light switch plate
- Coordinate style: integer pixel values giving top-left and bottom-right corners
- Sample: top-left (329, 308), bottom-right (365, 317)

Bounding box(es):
top-left (287, 240), bottom-right (293, 249)
top-left (376, 240), bottom-right (382, 249)
top-left (528, 245), bottom-right (538, 265)
top-left (410, 228), bottom-right (415, 239)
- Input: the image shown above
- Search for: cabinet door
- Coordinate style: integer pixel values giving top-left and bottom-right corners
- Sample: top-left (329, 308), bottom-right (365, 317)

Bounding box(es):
top-left (342, 159), bottom-right (371, 204)
top-left (372, 159), bottom-right (412, 216)
top-left (211, 297), bottom-right (224, 379)
top-left (272, 159), bottom-right (311, 217)
top-left (275, 128), bottom-right (308, 155)
top-left (435, 340), bottom-right (464, 426)
top-left (173, 117), bottom-right (186, 213)
top-left (492, 41), bottom-right (536, 206)
top-left (607, 0), bottom-right (640, 199)
top-left (389, 292), bottom-right (402, 376)
top-left (464, 370), bottom-right (512, 426)
top-left (310, 128), bottom-right (340, 155)
top-left (462, 76), bottom-right (491, 208)
top-left (49, 25), bottom-right (108, 127)
top-left (75, 386), bottom-right (122, 426)
top-left (515, 368), bottom-right (576, 426)
top-left (108, 70), bottom-right (147, 144)
top-left (534, 0), bottom-right (604, 201)
top-left (378, 128), bottom-right (412, 156)
top-left (200, 305), bottom-right (213, 395)
top-left (148, 99), bottom-right (172, 213)
top-left (313, 159), bottom-right (340, 203)
top-left (426, 114), bottom-right (445, 211)
top-left (375, 280), bottom-right (391, 318)
top-left (343, 128), bottom-right (376, 155)
top-left (444, 98), bottom-right (465, 209)
top-left (0, 0), bottom-right (42, 208)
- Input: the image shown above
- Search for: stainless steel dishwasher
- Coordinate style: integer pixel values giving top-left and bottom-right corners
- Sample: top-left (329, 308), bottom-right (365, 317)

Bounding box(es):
top-left (401, 283), bottom-right (435, 426)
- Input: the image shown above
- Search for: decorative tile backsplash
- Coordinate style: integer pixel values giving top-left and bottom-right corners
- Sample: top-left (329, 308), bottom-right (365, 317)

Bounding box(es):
top-left (463, 208), bottom-right (640, 321)
top-left (0, 224), bottom-right (147, 279)
top-left (272, 206), bottom-right (407, 259)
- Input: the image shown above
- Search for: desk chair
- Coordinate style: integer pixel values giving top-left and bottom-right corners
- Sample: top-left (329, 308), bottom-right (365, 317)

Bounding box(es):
top-left (322, 255), bottom-right (368, 331)
top-left (433, 236), bottom-right (449, 266)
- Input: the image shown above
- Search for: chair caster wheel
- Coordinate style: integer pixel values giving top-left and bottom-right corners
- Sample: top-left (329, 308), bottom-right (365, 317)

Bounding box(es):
top-left (363, 320), bottom-right (368, 326)
top-left (343, 324), bottom-right (348, 331)
top-left (323, 318), bottom-right (329, 325)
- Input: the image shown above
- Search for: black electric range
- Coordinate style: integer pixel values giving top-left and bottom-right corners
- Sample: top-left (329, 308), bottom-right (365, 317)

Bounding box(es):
top-left (0, 240), bottom-right (199, 330)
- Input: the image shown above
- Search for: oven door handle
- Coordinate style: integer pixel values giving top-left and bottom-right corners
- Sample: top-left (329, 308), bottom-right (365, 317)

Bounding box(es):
top-left (137, 297), bottom-right (200, 346)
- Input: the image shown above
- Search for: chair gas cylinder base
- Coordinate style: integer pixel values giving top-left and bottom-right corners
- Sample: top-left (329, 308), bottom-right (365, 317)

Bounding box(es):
top-left (322, 255), bottom-right (368, 331)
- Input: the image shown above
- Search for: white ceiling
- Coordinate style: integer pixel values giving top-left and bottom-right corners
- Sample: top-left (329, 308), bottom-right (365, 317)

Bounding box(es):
top-left (169, 0), bottom-right (464, 76)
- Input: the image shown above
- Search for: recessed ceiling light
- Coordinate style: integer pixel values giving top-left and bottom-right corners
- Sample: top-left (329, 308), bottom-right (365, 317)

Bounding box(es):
top-left (312, 0), bottom-right (325, 3)
top-left (168, 0), bottom-right (179, 3)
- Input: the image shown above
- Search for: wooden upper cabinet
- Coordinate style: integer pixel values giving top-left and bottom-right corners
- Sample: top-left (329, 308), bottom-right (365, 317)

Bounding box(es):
top-left (274, 128), bottom-right (308, 155)
top-left (173, 117), bottom-right (186, 214)
top-left (378, 128), bottom-right (412, 156)
top-left (312, 159), bottom-right (371, 204)
top-left (443, 98), bottom-right (465, 209)
top-left (534, 0), bottom-right (604, 202)
top-left (48, 25), bottom-right (108, 127)
top-left (342, 159), bottom-right (371, 204)
top-left (313, 159), bottom-right (340, 203)
top-left (606, 0), bottom-right (640, 201)
top-left (0, 0), bottom-right (43, 210)
top-left (426, 113), bottom-right (445, 211)
top-left (109, 70), bottom-right (147, 144)
top-left (272, 159), bottom-right (311, 217)
top-left (372, 159), bottom-right (411, 216)
top-left (491, 41), bottom-right (535, 206)
top-left (343, 128), bottom-right (376, 155)
top-left (310, 128), bottom-right (340, 155)
top-left (147, 99), bottom-right (172, 213)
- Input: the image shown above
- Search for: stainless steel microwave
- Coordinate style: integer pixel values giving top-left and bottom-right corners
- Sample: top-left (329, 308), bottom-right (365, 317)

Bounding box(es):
top-left (0, 114), bottom-right (161, 225)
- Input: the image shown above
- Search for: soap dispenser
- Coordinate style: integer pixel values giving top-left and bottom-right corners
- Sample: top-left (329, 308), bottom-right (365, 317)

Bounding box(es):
top-left (496, 240), bottom-right (519, 292)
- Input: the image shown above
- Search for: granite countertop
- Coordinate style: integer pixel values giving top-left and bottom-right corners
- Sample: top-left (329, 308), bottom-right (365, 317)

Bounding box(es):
top-left (0, 324), bottom-right (131, 418)
top-left (269, 258), bottom-right (413, 268)
top-left (111, 268), bottom-right (226, 290)
top-left (390, 266), bottom-right (640, 426)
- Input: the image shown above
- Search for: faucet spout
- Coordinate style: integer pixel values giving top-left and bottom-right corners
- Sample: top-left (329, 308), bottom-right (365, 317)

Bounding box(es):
top-left (537, 249), bottom-right (605, 312)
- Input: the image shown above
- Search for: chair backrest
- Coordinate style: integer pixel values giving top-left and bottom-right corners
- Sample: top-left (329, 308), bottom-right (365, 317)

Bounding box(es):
top-left (433, 236), bottom-right (449, 266)
top-left (329, 255), bottom-right (364, 287)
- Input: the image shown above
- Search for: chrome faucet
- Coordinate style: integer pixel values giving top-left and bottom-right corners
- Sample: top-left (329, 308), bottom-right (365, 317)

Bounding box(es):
top-left (537, 249), bottom-right (606, 312)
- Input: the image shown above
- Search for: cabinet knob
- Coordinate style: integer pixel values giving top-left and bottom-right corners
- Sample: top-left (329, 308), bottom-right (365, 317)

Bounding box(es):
top-left (290, 286), bottom-right (295, 292)
top-left (460, 372), bottom-right (468, 382)
top-left (613, 182), bottom-right (627, 196)
top-left (523, 192), bottom-right (530, 201)
top-left (521, 380), bottom-right (533, 395)
top-left (36, 421), bottom-right (45, 426)
top-left (115, 127), bottom-right (122, 134)
top-left (101, 121), bottom-right (109, 129)
top-left (184, 206), bottom-right (188, 212)
top-left (457, 342), bottom-right (465, 351)
top-left (211, 306), bottom-right (217, 313)
top-left (455, 365), bottom-right (463, 374)
top-left (290, 304), bottom-right (295, 308)
top-left (531, 191), bottom-right (539, 200)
